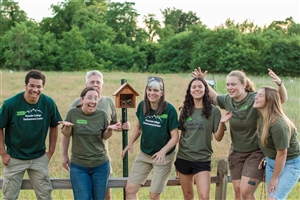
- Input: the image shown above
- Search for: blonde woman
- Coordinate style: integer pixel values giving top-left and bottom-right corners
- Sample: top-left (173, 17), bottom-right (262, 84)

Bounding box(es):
top-left (254, 86), bottom-right (300, 200)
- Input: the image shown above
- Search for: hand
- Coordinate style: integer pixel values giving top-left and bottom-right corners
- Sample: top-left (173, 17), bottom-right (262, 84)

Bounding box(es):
top-left (268, 68), bottom-right (282, 86)
top-left (151, 150), bottom-right (166, 164)
top-left (121, 145), bottom-right (133, 158)
top-left (191, 67), bottom-right (208, 79)
top-left (122, 121), bottom-right (130, 130)
top-left (108, 123), bottom-right (122, 132)
top-left (58, 121), bottom-right (74, 127)
top-left (1, 153), bottom-right (10, 165)
top-left (62, 154), bottom-right (70, 171)
top-left (268, 177), bottom-right (278, 195)
top-left (221, 111), bottom-right (233, 123)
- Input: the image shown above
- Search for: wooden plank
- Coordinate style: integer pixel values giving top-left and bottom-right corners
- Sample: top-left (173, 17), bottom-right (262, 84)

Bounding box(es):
top-left (0, 176), bottom-right (220, 190)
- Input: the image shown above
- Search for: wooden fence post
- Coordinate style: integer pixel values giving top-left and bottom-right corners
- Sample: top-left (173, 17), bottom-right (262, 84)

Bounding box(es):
top-left (215, 159), bottom-right (228, 200)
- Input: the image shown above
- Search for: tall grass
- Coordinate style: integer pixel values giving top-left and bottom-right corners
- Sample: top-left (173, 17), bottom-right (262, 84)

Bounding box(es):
top-left (0, 70), bottom-right (299, 199)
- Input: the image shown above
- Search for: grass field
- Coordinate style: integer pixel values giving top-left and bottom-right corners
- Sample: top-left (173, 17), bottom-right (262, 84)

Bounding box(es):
top-left (0, 70), bottom-right (299, 199)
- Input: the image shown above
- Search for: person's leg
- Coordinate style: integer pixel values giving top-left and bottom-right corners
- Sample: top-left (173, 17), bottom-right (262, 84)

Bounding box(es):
top-left (126, 151), bottom-right (153, 199)
top-left (91, 160), bottom-right (110, 200)
top-left (70, 162), bottom-right (92, 200)
top-left (150, 151), bottom-right (175, 199)
top-left (239, 150), bottom-right (264, 200)
top-left (27, 154), bottom-right (52, 200)
top-left (194, 171), bottom-right (210, 200)
top-left (174, 158), bottom-right (194, 200)
top-left (178, 172), bottom-right (194, 200)
top-left (266, 156), bottom-right (300, 200)
top-left (105, 158), bottom-right (113, 200)
top-left (2, 157), bottom-right (27, 200)
top-left (228, 149), bottom-right (245, 200)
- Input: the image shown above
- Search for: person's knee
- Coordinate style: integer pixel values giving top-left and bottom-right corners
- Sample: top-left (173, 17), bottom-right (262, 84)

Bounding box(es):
top-left (150, 192), bottom-right (160, 200)
top-left (125, 183), bottom-right (138, 195)
top-left (183, 190), bottom-right (194, 200)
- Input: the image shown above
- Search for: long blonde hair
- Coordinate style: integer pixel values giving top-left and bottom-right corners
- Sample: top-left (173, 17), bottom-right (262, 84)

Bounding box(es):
top-left (258, 86), bottom-right (296, 146)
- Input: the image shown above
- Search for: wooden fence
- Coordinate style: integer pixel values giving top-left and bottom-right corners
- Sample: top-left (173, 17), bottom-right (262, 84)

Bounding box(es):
top-left (0, 159), bottom-right (299, 199)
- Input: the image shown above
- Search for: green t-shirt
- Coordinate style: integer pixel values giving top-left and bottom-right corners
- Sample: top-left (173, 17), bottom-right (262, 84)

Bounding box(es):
top-left (177, 105), bottom-right (223, 162)
top-left (217, 92), bottom-right (259, 152)
top-left (70, 96), bottom-right (117, 155)
top-left (0, 92), bottom-right (62, 160)
top-left (65, 107), bottom-right (109, 167)
top-left (136, 101), bottom-right (179, 156)
top-left (257, 118), bottom-right (300, 160)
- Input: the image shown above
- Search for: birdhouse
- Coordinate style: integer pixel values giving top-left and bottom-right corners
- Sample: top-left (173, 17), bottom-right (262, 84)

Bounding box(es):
top-left (113, 83), bottom-right (139, 108)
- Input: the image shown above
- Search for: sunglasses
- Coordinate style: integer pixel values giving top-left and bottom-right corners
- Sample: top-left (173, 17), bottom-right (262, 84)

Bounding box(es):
top-left (147, 76), bottom-right (164, 83)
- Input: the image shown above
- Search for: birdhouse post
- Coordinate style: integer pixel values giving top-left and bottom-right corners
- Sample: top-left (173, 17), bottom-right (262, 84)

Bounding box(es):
top-left (113, 79), bottom-right (139, 200)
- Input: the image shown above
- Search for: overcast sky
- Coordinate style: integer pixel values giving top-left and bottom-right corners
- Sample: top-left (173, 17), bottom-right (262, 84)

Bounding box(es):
top-left (18, 0), bottom-right (300, 28)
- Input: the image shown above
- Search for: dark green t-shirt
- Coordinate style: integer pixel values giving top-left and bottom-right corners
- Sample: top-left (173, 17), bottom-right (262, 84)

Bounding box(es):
top-left (177, 105), bottom-right (223, 162)
top-left (65, 107), bottom-right (109, 167)
top-left (136, 101), bottom-right (179, 156)
top-left (0, 92), bottom-right (62, 160)
top-left (217, 92), bottom-right (259, 152)
top-left (257, 118), bottom-right (300, 160)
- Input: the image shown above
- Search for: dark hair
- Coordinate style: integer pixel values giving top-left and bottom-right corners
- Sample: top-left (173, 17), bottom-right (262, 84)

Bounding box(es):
top-left (143, 77), bottom-right (167, 116)
top-left (180, 77), bottom-right (212, 130)
top-left (25, 70), bottom-right (46, 86)
top-left (76, 86), bottom-right (99, 107)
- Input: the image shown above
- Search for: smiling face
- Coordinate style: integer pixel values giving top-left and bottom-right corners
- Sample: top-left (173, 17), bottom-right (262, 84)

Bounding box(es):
top-left (146, 86), bottom-right (163, 104)
top-left (86, 75), bottom-right (103, 97)
top-left (190, 80), bottom-right (205, 100)
top-left (226, 76), bottom-right (246, 101)
top-left (24, 78), bottom-right (44, 104)
top-left (81, 90), bottom-right (99, 114)
top-left (254, 88), bottom-right (266, 109)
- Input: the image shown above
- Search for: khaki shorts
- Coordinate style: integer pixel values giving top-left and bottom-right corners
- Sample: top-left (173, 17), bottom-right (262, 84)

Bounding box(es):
top-left (228, 149), bottom-right (264, 180)
top-left (2, 154), bottom-right (52, 200)
top-left (128, 151), bottom-right (175, 194)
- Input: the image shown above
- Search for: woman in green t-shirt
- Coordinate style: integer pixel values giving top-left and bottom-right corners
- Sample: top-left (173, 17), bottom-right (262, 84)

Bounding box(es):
top-left (59, 87), bottom-right (121, 200)
top-left (175, 77), bottom-right (232, 199)
top-left (121, 76), bottom-right (179, 199)
top-left (254, 86), bottom-right (300, 200)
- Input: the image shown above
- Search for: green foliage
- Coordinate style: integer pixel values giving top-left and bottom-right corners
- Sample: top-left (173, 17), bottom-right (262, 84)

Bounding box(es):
top-left (59, 27), bottom-right (98, 71)
top-left (0, 2), bottom-right (299, 76)
top-left (2, 21), bottom-right (42, 71)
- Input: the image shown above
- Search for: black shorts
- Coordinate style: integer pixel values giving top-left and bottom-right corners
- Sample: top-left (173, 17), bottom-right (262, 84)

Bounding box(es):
top-left (174, 158), bottom-right (211, 175)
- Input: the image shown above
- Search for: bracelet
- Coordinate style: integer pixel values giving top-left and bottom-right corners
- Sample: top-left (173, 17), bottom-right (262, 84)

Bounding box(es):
top-left (276, 80), bottom-right (283, 86)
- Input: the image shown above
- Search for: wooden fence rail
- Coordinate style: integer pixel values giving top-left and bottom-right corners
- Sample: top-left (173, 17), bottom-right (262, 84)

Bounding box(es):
top-left (0, 159), bottom-right (299, 199)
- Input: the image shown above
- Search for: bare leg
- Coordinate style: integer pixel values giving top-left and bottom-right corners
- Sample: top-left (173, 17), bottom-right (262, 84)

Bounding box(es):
top-left (194, 171), bottom-right (210, 200)
top-left (178, 172), bottom-right (194, 200)
top-left (125, 182), bottom-right (141, 200)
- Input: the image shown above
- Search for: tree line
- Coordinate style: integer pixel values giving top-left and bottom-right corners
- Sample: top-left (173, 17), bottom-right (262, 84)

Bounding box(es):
top-left (1, 0), bottom-right (299, 75)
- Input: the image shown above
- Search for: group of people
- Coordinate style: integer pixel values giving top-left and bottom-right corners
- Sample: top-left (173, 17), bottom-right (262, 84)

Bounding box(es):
top-left (0, 68), bottom-right (299, 200)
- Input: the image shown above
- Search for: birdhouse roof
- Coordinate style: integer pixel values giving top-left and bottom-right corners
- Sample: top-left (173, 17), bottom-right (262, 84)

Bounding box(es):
top-left (113, 82), bottom-right (139, 96)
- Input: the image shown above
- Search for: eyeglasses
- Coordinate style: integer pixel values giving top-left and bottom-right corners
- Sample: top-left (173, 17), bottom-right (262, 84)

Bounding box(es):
top-left (147, 76), bottom-right (164, 83)
top-left (84, 96), bottom-right (98, 101)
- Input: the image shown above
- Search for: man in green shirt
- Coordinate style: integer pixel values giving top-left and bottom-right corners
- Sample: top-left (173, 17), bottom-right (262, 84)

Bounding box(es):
top-left (0, 70), bottom-right (62, 200)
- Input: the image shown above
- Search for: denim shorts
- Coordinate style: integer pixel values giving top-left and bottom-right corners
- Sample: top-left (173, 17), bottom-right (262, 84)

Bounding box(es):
top-left (265, 155), bottom-right (300, 200)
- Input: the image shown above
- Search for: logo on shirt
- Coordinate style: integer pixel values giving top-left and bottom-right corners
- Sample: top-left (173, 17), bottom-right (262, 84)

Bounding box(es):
top-left (18, 108), bottom-right (43, 121)
top-left (143, 114), bottom-right (168, 128)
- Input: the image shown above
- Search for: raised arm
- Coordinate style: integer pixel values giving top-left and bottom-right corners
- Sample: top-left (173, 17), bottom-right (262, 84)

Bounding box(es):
top-left (191, 67), bottom-right (219, 105)
top-left (268, 68), bottom-right (288, 103)
top-left (214, 111), bottom-right (232, 142)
